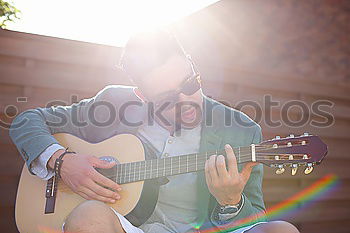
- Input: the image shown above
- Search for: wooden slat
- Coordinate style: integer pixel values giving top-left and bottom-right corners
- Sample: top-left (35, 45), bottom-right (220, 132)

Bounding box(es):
top-left (260, 121), bottom-right (350, 140)
top-left (0, 62), bottom-right (128, 92)
top-left (0, 206), bottom-right (18, 233)
top-left (205, 71), bottom-right (350, 101)
top-left (262, 179), bottom-right (301, 202)
top-left (299, 220), bottom-right (350, 233)
top-left (0, 176), bottom-right (19, 207)
top-left (0, 29), bottom-right (122, 68)
top-left (207, 81), bottom-right (350, 120)
top-left (322, 138), bottom-right (350, 159)
top-left (0, 84), bottom-right (95, 114)
top-left (265, 200), bottom-right (350, 223)
top-left (0, 143), bottom-right (24, 175)
top-left (263, 178), bottom-right (348, 202)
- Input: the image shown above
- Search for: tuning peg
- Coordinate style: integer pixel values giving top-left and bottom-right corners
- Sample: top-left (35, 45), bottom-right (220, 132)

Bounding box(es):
top-left (287, 142), bottom-right (292, 147)
top-left (289, 134), bottom-right (295, 138)
top-left (275, 135), bottom-right (280, 139)
top-left (304, 163), bottom-right (313, 175)
top-left (276, 165), bottom-right (285, 175)
top-left (291, 164), bottom-right (298, 176)
top-left (303, 132), bottom-right (309, 136)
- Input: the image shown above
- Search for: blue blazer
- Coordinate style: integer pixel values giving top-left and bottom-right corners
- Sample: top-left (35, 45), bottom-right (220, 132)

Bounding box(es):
top-left (10, 85), bottom-right (266, 229)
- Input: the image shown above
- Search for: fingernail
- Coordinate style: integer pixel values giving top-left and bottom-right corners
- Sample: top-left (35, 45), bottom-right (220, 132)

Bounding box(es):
top-left (117, 187), bottom-right (122, 191)
top-left (110, 199), bottom-right (116, 203)
top-left (225, 144), bottom-right (230, 149)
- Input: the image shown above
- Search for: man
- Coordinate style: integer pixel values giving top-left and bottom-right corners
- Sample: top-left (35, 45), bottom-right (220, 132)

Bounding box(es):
top-left (10, 30), bottom-right (298, 233)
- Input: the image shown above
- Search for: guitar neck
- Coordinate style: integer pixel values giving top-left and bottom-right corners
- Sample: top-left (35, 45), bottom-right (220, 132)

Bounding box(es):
top-left (113, 145), bottom-right (255, 184)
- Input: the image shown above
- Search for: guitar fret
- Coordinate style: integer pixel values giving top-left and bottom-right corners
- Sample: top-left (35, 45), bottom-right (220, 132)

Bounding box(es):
top-left (138, 161), bottom-right (141, 181)
top-left (117, 164), bottom-right (120, 184)
top-left (196, 154), bottom-right (198, 171)
top-left (170, 157), bottom-right (172, 175)
top-left (238, 147), bottom-right (241, 163)
top-left (163, 158), bottom-right (166, 176)
top-left (121, 164), bottom-right (123, 184)
top-left (126, 163), bottom-right (129, 183)
top-left (113, 145), bottom-right (260, 184)
top-left (186, 155), bottom-right (188, 173)
top-left (128, 163), bottom-right (131, 183)
top-left (120, 164), bottom-right (124, 184)
top-left (129, 163), bottom-right (132, 183)
top-left (120, 164), bottom-right (123, 184)
top-left (128, 163), bottom-right (131, 182)
top-left (133, 162), bottom-right (136, 182)
top-left (116, 164), bottom-right (119, 184)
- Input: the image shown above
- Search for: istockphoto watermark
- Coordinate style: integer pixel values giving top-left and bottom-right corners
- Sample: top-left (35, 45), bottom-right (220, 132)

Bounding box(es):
top-left (3, 94), bottom-right (334, 131)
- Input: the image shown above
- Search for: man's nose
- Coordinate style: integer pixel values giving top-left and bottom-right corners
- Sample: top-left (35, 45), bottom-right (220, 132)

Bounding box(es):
top-left (178, 93), bottom-right (190, 102)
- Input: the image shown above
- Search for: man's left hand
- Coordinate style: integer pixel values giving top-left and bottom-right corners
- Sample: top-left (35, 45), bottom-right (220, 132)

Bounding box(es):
top-left (204, 144), bottom-right (257, 206)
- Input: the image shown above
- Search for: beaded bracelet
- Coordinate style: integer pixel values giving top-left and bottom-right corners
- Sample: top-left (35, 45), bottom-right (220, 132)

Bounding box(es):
top-left (54, 148), bottom-right (76, 178)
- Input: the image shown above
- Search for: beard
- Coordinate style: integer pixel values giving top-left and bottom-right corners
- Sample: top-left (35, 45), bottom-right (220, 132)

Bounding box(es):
top-left (172, 101), bottom-right (203, 131)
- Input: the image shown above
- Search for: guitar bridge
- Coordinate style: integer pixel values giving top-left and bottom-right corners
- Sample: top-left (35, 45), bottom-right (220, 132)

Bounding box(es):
top-left (44, 176), bottom-right (57, 214)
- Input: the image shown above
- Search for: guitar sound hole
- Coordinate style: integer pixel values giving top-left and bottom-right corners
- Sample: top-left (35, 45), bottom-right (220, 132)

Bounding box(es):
top-left (99, 156), bottom-right (119, 164)
top-left (95, 156), bottom-right (119, 185)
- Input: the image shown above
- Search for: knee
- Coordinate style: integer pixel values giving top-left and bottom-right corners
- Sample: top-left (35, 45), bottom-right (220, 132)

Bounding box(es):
top-left (248, 221), bottom-right (299, 233)
top-left (64, 200), bottom-right (119, 233)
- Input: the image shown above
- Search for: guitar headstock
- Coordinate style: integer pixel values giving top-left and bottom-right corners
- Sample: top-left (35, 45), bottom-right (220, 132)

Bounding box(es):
top-left (257, 133), bottom-right (328, 175)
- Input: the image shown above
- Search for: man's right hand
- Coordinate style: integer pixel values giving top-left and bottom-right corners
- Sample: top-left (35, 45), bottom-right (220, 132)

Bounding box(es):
top-left (48, 149), bottom-right (121, 203)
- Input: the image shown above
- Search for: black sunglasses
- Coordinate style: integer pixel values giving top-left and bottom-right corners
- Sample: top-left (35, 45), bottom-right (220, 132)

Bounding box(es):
top-left (152, 58), bottom-right (201, 110)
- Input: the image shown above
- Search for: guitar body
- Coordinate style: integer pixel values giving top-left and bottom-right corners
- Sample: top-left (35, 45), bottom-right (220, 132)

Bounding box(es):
top-left (15, 133), bottom-right (160, 233)
top-left (15, 132), bottom-right (328, 232)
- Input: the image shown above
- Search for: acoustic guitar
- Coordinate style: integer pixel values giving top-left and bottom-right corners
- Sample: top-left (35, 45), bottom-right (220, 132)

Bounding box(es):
top-left (15, 133), bottom-right (327, 233)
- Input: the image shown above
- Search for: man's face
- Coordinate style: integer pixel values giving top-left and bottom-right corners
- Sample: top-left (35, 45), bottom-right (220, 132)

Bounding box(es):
top-left (136, 55), bottom-right (203, 131)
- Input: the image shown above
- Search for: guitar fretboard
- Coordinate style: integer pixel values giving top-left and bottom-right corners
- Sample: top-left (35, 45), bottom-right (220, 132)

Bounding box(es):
top-left (112, 146), bottom-right (254, 184)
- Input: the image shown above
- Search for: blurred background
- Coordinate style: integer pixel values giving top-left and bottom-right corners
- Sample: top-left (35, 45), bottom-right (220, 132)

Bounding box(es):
top-left (0, 0), bottom-right (349, 232)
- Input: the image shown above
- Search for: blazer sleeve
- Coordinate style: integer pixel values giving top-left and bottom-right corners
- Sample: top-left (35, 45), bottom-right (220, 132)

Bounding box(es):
top-left (9, 85), bottom-right (130, 173)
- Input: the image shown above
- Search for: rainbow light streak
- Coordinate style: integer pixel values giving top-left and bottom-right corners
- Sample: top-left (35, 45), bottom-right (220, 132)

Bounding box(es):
top-left (38, 174), bottom-right (339, 233)
top-left (195, 174), bottom-right (339, 233)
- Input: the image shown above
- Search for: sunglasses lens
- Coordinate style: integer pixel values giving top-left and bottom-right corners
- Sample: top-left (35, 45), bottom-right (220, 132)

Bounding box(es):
top-left (182, 75), bottom-right (200, 96)
top-left (154, 75), bottom-right (200, 110)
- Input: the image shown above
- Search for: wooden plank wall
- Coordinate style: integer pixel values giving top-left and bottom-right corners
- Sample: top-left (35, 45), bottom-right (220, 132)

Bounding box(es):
top-left (0, 29), bottom-right (128, 232)
top-left (0, 1), bottom-right (349, 231)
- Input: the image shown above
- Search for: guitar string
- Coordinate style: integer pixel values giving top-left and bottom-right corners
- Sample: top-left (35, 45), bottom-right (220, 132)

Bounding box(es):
top-left (56, 143), bottom-right (307, 190)
top-left (55, 154), bottom-right (261, 191)
top-left (110, 153), bottom-right (307, 183)
top-left (108, 142), bottom-right (306, 181)
top-left (57, 152), bottom-right (307, 191)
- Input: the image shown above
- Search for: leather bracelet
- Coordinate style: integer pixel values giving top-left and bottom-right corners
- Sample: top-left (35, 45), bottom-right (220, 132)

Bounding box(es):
top-left (54, 148), bottom-right (76, 178)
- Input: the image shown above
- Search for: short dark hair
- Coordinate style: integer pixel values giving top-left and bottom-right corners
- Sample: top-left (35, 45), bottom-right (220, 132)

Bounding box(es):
top-left (119, 30), bottom-right (187, 80)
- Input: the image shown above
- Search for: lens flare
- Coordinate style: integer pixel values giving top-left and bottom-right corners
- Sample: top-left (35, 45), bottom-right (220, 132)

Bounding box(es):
top-left (190, 174), bottom-right (339, 233)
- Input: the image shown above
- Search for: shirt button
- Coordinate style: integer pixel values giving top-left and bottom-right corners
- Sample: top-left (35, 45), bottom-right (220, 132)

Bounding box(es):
top-left (168, 139), bottom-right (173, 144)
top-left (164, 153), bottom-right (169, 157)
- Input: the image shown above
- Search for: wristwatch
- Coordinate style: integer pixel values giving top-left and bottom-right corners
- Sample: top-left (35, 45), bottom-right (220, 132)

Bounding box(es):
top-left (218, 195), bottom-right (244, 221)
